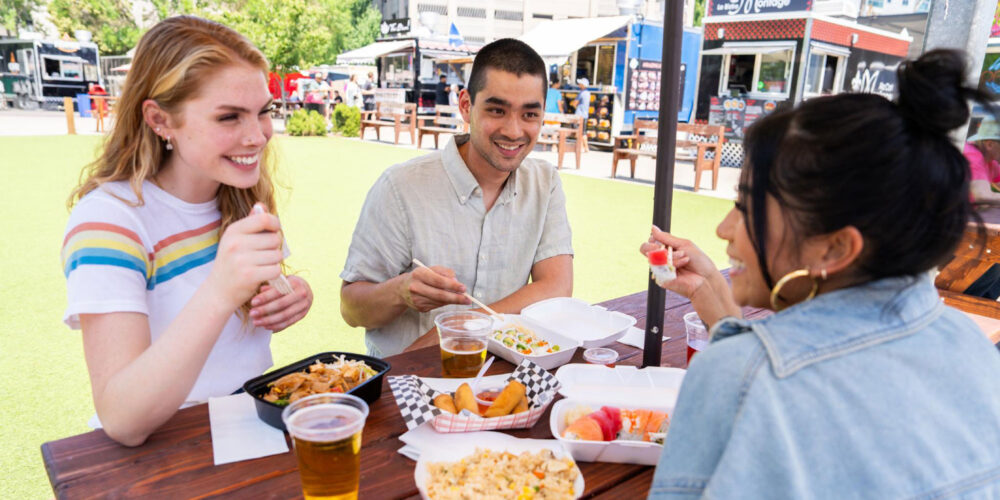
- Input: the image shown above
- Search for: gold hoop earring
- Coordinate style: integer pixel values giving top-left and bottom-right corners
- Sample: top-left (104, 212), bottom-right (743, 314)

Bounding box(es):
top-left (770, 269), bottom-right (818, 311)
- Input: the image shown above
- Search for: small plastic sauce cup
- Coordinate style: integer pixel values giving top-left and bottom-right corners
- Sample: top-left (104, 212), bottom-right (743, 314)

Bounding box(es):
top-left (474, 386), bottom-right (503, 414)
top-left (583, 347), bottom-right (619, 367)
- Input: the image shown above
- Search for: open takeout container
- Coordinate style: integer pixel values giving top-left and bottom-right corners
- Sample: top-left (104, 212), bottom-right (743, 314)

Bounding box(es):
top-left (388, 358), bottom-right (561, 433)
top-left (487, 314), bottom-right (580, 370)
top-left (243, 351), bottom-right (391, 431)
top-left (521, 297), bottom-right (637, 348)
top-left (549, 364), bottom-right (685, 465)
top-left (414, 432), bottom-right (585, 500)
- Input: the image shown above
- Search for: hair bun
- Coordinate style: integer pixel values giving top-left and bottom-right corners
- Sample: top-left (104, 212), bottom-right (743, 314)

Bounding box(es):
top-left (895, 49), bottom-right (971, 135)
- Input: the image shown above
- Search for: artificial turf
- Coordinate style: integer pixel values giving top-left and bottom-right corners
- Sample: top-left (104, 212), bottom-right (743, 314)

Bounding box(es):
top-left (0, 134), bottom-right (732, 498)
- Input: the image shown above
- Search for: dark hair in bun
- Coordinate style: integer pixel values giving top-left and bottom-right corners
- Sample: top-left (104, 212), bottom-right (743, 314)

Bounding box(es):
top-left (738, 49), bottom-right (997, 288)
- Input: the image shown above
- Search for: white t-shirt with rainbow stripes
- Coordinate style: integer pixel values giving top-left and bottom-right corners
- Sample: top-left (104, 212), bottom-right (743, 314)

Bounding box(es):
top-left (62, 180), bottom-right (273, 407)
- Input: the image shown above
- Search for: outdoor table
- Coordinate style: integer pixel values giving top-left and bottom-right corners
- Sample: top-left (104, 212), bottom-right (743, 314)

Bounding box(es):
top-left (41, 272), bottom-right (765, 499)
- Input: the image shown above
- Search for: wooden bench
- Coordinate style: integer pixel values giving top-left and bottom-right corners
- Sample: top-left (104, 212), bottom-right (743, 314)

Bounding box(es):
top-left (611, 121), bottom-right (726, 192)
top-left (417, 105), bottom-right (468, 149)
top-left (360, 102), bottom-right (417, 145)
top-left (537, 113), bottom-right (587, 169)
top-left (935, 223), bottom-right (1000, 344)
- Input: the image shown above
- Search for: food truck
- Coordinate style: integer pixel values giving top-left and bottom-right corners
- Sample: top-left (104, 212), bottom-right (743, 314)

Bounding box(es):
top-left (0, 38), bottom-right (102, 109)
top-left (337, 37), bottom-right (479, 113)
top-left (519, 16), bottom-right (703, 148)
top-left (696, 0), bottom-right (912, 165)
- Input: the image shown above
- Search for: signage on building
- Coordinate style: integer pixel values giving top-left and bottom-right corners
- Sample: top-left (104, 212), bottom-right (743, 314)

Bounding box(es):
top-left (709, 0), bottom-right (812, 17)
top-left (625, 59), bottom-right (685, 112)
top-left (380, 18), bottom-right (411, 36)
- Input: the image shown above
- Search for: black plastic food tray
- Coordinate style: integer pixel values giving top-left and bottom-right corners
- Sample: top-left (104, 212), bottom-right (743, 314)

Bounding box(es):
top-left (243, 351), bottom-right (391, 431)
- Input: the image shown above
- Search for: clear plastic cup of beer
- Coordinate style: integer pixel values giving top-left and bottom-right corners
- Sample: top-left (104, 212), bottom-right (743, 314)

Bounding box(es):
top-left (434, 310), bottom-right (493, 378)
top-left (281, 393), bottom-right (370, 500)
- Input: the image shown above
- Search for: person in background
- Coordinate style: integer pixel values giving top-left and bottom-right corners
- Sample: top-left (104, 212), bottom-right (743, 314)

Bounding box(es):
top-left (545, 79), bottom-right (564, 115)
top-left (62, 16), bottom-right (313, 446)
top-left (345, 74), bottom-right (362, 109)
top-left (362, 71), bottom-right (376, 111)
top-left (363, 72), bottom-right (376, 91)
top-left (303, 72), bottom-right (329, 119)
top-left (965, 117), bottom-right (1000, 206)
top-left (332, 90), bottom-right (343, 105)
top-left (339, 39), bottom-right (573, 357)
top-left (448, 83), bottom-right (459, 107)
top-left (642, 49), bottom-right (1000, 498)
top-left (572, 78), bottom-right (590, 118)
top-left (435, 73), bottom-right (449, 106)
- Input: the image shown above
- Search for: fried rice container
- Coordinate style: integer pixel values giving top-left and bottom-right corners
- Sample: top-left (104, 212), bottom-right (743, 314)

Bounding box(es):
top-left (243, 351), bottom-right (391, 431)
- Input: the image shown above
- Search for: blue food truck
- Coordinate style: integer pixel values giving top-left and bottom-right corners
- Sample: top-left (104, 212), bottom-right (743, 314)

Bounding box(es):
top-left (519, 16), bottom-right (702, 147)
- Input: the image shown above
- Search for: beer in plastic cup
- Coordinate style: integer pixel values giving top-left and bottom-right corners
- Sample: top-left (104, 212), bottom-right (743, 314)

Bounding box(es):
top-left (281, 393), bottom-right (369, 500)
top-left (435, 310), bottom-right (492, 378)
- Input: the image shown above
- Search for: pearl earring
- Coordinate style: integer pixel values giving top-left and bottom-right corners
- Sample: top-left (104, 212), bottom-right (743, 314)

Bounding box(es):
top-left (165, 136), bottom-right (174, 151)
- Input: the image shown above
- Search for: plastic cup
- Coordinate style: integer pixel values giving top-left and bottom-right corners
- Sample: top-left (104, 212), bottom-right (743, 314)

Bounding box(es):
top-left (282, 393), bottom-right (369, 500)
top-left (583, 347), bottom-right (619, 367)
top-left (434, 310), bottom-right (492, 378)
top-left (684, 311), bottom-right (709, 366)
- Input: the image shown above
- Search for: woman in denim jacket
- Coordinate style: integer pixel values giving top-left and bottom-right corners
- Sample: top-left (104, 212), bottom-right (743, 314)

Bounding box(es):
top-left (644, 50), bottom-right (1000, 499)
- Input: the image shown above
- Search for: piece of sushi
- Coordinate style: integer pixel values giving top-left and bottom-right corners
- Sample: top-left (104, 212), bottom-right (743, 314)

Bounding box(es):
top-left (563, 414), bottom-right (603, 441)
top-left (619, 409), bottom-right (670, 442)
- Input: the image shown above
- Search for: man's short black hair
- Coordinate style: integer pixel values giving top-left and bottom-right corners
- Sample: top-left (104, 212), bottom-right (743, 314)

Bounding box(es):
top-left (440, 74), bottom-right (447, 80)
top-left (467, 38), bottom-right (547, 103)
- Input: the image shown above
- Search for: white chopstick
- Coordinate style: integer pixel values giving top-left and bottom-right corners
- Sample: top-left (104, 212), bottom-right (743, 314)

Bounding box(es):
top-left (251, 204), bottom-right (294, 295)
top-left (411, 258), bottom-right (502, 319)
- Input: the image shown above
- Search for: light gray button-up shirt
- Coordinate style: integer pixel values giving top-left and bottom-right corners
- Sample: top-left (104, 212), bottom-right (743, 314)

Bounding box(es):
top-left (340, 135), bottom-right (574, 357)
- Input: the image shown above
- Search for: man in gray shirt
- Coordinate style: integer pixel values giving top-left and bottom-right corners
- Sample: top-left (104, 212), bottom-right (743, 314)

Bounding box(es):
top-left (340, 39), bottom-right (574, 357)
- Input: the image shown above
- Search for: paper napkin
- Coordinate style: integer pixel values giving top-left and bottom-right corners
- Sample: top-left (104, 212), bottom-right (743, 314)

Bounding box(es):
top-left (617, 326), bottom-right (670, 349)
top-left (208, 392), bottom-right (289, 466)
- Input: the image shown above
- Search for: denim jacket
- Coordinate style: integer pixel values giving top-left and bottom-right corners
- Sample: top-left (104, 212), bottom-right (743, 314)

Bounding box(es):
top-left (649, 274), bottom-right (1000, 499)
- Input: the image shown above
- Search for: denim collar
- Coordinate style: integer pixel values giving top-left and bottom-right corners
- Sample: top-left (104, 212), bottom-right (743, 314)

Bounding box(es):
top-left (717, 273), bottom-right (944, 378)
top-left (441, 134), bottom-right (518, 207)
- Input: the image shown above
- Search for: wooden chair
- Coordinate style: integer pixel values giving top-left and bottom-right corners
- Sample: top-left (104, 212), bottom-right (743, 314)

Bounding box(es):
top-left (537, 113), bottom-right (587, 169)
top-left (611, 121), bottom-right (726, 192)
top-left (360, 102), bottom-right (417, 145)
top-left (935, 223), bottom-right (1000, 344)
top-left (417, 105), bottom-right (468, 149)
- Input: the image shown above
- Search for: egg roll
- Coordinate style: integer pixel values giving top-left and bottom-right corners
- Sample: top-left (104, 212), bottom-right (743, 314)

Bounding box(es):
top-left (433, 393), bottom-right (457, 414)
top-left (484, 380), bottom-right (526, 417)
top-left (455, 383), bottom-right (479, 415)
top-left (513, 395), bottom-right (529, 414)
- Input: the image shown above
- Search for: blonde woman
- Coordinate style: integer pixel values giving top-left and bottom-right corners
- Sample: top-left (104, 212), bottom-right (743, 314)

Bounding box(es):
top-left (62, 16), bottom-right (313, 446)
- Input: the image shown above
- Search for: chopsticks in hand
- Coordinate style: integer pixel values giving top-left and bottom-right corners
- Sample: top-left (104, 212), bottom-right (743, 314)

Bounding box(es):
top-left (251, 203), bottom-right (294, 295)
top-left (411, 258), bottom-right (502, 320)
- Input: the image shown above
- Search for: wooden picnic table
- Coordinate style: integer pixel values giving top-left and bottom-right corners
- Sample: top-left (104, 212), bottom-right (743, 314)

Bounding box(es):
top-left (41, 273), bottom-right (765, 499)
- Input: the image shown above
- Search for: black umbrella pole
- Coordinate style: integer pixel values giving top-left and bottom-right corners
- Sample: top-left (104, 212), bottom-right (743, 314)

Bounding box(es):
top-left (643, 0), bottom-right (685, 368)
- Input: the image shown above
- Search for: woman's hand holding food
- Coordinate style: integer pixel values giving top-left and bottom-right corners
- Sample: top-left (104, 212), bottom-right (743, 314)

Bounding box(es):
top-left (250, 275), bottom-right (313, 332)
top-left (640, 226), bottom-right (741, 328)
top-left (206, 210), bottom-right (285, 311)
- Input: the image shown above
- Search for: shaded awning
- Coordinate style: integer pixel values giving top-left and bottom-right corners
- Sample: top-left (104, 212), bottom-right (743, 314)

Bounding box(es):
top-left (337, 40), bottom-right (414, 65)
top-left (701, 41), bottom-right (797, 56)
top-left (518, 15), bottom-right (631, 65)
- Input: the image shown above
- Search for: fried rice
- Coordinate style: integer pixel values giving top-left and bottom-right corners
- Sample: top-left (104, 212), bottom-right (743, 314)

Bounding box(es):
top-left (425, 448), bottom-right (579, 500)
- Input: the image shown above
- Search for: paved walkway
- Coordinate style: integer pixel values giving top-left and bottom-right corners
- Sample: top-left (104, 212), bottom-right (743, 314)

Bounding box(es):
top-left (0, 110), bottom-right (738, 200)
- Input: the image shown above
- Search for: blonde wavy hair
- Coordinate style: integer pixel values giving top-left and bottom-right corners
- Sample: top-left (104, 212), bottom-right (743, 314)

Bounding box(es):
top-left (69, 16), bottom-right (280, 319)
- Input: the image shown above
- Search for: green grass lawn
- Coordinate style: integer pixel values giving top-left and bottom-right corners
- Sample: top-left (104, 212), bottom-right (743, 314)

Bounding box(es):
top-left (0, 134), bottom-right (731, 498)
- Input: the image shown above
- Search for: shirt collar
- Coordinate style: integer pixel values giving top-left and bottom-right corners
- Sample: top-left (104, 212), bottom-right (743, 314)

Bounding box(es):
top-left (746, 272), bottom-right (943, 378)
top-left (441, 134), bottom-right (519, 206)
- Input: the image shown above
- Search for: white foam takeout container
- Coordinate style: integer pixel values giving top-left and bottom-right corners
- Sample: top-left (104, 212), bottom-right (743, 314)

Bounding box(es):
top-left (521, 297), bottom-right (637, 348)
top-left (414, 432), bottom-right (585, 499)
top-left (550, 364), bottom-right (686, 465)
top-left (488, 314), bottom-right (580, 370)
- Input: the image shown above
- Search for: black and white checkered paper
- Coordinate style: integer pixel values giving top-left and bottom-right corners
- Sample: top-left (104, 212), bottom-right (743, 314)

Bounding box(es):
top-left (388, 358), bottom-right (561, 431)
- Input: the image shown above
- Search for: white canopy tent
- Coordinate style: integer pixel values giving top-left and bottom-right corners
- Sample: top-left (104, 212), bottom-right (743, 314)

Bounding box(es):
top-left (518, 15), bottom-right (632, 67)
top-left (336, 40), bottom-right (414, 65)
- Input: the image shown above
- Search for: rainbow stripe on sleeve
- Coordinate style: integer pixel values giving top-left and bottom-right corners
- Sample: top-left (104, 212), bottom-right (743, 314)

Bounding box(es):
top-left (62, 220), bottom-right (221, 290)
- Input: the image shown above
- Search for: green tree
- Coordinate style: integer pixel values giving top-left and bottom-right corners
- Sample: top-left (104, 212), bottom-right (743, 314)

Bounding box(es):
top-left (1, 0), bottom-right (38, 34)
top-left (694, 0), bottom-right (706, 26)
top-left (48, 0), bottom-right (140, 54)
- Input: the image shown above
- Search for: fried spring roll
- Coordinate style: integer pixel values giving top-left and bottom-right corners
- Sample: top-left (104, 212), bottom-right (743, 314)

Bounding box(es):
top-left (484, 380), bottom-right (526, 417)
top-left (513, 395), bottom-right (529, 414)
top-left (433, 393), bottom-right (457, 414)
top-left (455, 383), bottom-right (479, 415)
